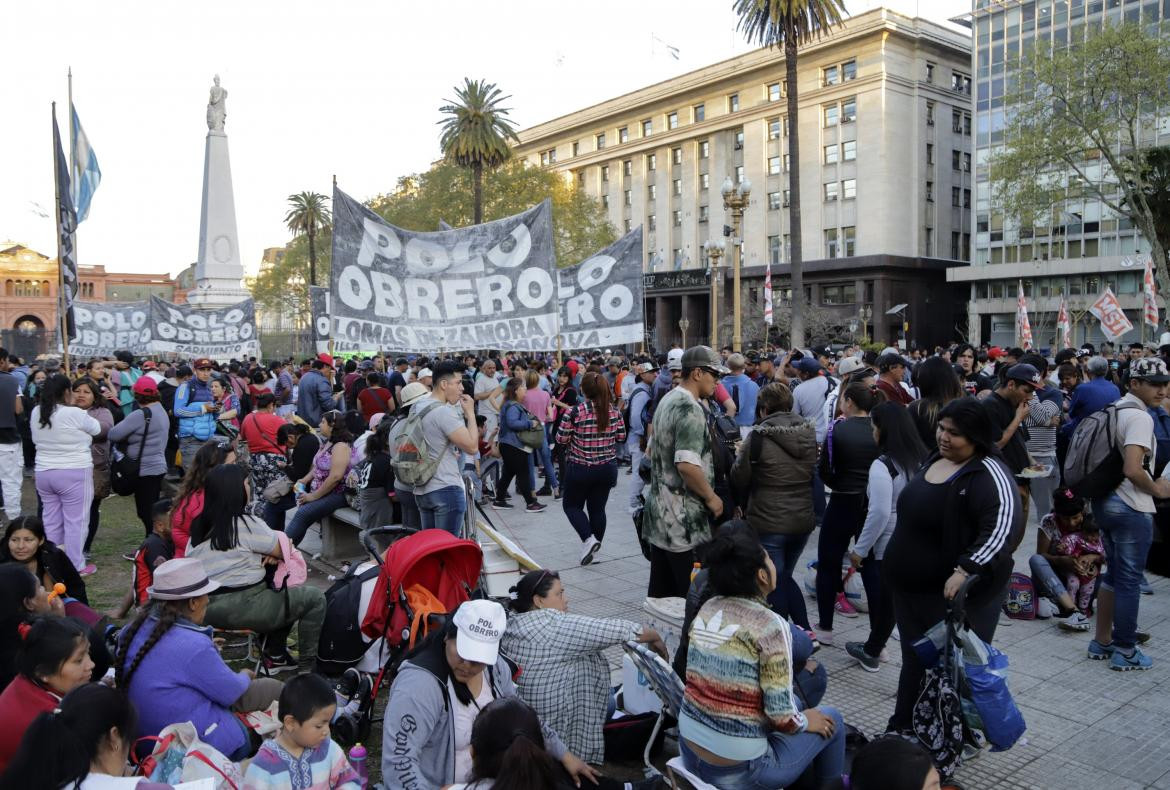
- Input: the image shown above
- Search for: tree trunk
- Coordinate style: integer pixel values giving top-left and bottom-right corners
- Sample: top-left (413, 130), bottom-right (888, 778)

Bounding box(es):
top-left (784, 38), bottom-right (805, 349)
top-left (473, 162), bottom-right (484, 225)
top-left (307, 226), bottom-right (318, 288)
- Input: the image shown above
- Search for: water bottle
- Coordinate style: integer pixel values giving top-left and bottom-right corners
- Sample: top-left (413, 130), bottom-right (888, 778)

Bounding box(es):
top-left (348, 743), bottom-right (369, 788)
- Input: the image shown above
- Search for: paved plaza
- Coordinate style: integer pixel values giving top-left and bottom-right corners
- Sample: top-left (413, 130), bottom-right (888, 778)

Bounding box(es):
top-left (358, 479), bottom-right (1170, 790)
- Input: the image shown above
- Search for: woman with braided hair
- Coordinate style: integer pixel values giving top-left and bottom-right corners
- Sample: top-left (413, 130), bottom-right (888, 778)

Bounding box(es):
top-left (116, 558), bottom-right (283, 761)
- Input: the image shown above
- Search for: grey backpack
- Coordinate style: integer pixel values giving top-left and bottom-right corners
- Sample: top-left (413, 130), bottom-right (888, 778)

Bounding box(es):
top-left (391, 401), bottom-right (446, 487)
top-left (1062, 400), bottom-right (1143, 499)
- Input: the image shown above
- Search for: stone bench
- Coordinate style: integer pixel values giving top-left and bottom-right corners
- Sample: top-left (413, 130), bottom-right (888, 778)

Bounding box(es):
top-left (319, 498), bottom-right (403, 560)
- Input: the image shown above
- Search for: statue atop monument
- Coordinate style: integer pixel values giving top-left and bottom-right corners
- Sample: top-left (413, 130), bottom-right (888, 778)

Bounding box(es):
top-left (206, 74), bottom-right (227, 133)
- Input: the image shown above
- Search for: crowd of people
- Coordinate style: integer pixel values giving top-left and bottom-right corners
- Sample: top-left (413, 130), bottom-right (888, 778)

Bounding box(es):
top-left (0, 335), bottom-right (1160, 788)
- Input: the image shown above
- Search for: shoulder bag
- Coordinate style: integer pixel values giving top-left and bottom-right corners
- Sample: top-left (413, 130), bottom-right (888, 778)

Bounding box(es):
top-left (111, 407), bottom-right (152, 496)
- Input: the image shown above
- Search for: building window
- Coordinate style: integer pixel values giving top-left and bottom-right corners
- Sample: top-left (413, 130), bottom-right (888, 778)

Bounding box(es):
top-left (926, 143), bottom-right (934, 165)
top-left (728, 93), bottom-right (739, 112)
top-left (783, 154), bottom-right (791, 171)
top-left (672, 210), bottom-right (682, 227)
top-left (926, 181), bottom-right (933, 201)
top-left (699, 140), bottom-right (709, 159)
top-left (647, 153), bottom-right (656, 171)
top-left (622, 160), bottom-right (632, 177)
top-left (672, 248), bottom-right (682, 267)
top-left (673, 178), bottom-right (682, 196)
top-left (619, 127), bottom-right (629, 144)
top-left (734, 129), bottom-right (744, 149)
top-left (735, 165), bottom-right (744, 182)
top-left (925, 227), bottom-right (933, 255)
top-left (952, 108), bottom-right (963, 133)
top-left (963, 188), bottom-right (971, 209)
top-left (783, 188), bottom-right (790, 207)
top-left (667, 111), bottom-right (678, 130)
top-left (842, 59), bottom-right (856, 81)
top-left (648, 184), bottom-right (657, 201)
top-left (769, 235), bottom-right (781, 265)
top-left (768, 191), bottom-right (782, 210)
top-left (824, 182), bottom-right (839, 201)
top-left (964, 152), bottom-right (972, 172)
top-left (572, 141), bottom-right (580, 157)
top-left (841, 97), bottom-right (856, 123)
top-left (693, 103), bottom-right (705, 122)
top-left (596, 132), bottom-right (606, 149)
top-left (951, 231), bottom-right (961, 260)
top-left (824, 144), bottom-right (839, 164)
top-left (842, 179), bottom-right (856, 200)
top-left (699, 205), bottom-right (709, 222)
top-left (842, 140), bottom-right (856, 161)
top-left (768, 117), bottom-right (782, 140)
top-left (624, 219), bottom-right (631, 232)
top-left (952, 186), bottom-right (961, 207)
top-left (700, 173), bottom-right (710, 189)
top-left (540, 148), bottom-right (557, 166)
top-left (641, 119), bottom-right (652, 137)
top-left (951, 72), bottom-right (972, 94)
top-left (822, 283), bottom-right (857, 304)
top-left (963, 113), bottom-right (972, 136)
top-left (926, 101), bottom-right (935, 126)
top-left (769, 156), bottom-right (782, 175)
top-left (576, 171), bottom-right (584, 187)
top-left (926, 61), bottom-right (935, 82)
top-left (826, 229), bottom-right (840, 258)
top-left (624, 189), bottom-right (631, 206)
top-left (601, 165), bottom-right (609, 182)
top-left (602, 195), bottom-right (609, 209)
top-left (672, 147), bottom-right (682, 165)
top-left (952, 149), bottom-right (961, 171)
top-left (824, 104), bottom-right (839, 126)
top-left (768, 82), bottom-right (782, 102)
top-left (648, 214), bottom-right (657, 231)
top-left (824, 64), bottom-right (839, 86)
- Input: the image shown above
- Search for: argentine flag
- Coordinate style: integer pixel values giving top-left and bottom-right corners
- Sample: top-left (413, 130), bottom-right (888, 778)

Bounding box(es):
top-left (71, 105), bottom-right (101, 222)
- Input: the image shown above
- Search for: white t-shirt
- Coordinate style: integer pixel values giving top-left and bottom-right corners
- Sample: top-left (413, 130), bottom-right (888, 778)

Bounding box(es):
top-left (449, 676), bottom-right (496, 783)
top-left (474, 375), bottom-right (501, 420)
top-left (29, 404), bottom-right (101, 470)
top-left (1115, 392), bottom-right (1157, 513)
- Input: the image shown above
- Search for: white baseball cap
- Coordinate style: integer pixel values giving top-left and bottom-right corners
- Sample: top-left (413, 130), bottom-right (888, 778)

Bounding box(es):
top-left (451, 599), bottom-right (507, 665)
top-left (667, 348), bottom-right (684, 371)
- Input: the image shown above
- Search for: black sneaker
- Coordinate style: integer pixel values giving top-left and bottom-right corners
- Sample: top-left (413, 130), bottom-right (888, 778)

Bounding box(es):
top-left (535, 485), bottom-right (553, 497)
top-left (335, 668), bottom-right (362, 700)
top-left (262, 651), bottom-right (298, 674)
top-left (554, 487), bottom-right (563, 500)
top-left (492, 499), bottom-right (514, 509)
top-left (845, 641), bottom-right (880, 673)
top-left (526, 502), bottom-right (547, 513)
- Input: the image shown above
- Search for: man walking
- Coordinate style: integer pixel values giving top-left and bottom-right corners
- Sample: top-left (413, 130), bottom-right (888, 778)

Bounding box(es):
top-left (625, 361), bottom-right (657, 513)
top-left (0, 349), bottom-right (22, 520)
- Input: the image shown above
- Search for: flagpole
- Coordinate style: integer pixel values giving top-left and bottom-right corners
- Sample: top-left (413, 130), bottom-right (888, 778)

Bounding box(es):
top-left (67, 69), bottom-right (75, 368)
top-left (51, 103), bottom-right (71, 375)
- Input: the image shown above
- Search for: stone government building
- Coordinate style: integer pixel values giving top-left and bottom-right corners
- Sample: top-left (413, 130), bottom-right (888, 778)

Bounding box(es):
top-left (0, 242), bottom-right (185, 360)
top-left (514, 7), bottom-right (974, 350)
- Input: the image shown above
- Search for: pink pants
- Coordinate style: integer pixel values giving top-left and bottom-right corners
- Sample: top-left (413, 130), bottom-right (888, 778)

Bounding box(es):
top-left (35, 467), bottom-right (93, 570)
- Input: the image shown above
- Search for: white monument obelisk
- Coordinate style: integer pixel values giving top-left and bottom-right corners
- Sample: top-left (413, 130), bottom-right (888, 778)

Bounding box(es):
top-left (188, 74), bottom-right (250, 306)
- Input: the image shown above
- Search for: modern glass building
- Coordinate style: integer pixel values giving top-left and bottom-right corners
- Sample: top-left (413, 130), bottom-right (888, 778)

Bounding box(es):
top-left (950, 0), bottom-right (1170, 348)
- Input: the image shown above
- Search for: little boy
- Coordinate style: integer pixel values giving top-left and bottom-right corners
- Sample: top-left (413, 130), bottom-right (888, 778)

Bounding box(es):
top-left (110, 498), bottom-right (174, 619)
top-left (244, 673), bottom-right (361, 790)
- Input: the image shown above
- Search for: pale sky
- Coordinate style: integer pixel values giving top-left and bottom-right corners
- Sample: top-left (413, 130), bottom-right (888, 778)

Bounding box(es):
top-left (3, 0), bottom-right (970, 279)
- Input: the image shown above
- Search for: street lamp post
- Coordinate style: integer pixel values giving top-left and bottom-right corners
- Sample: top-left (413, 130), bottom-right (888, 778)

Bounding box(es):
top-left (858, 305), bottom-right (873, 344)
top-left (721, 176), bottom-right (752, 350)
top-left (678, 317), bottom-right (690, 349)
top-left (703, 239), bottom-right (726, 348)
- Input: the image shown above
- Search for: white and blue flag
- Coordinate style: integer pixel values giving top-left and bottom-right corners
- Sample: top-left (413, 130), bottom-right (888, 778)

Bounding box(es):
top-left (70, 104), bottom-right (101, 222)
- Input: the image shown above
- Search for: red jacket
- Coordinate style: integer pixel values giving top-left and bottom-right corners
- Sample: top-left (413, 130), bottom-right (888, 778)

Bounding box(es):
top-left (0, 674), bottom-right (60, 771)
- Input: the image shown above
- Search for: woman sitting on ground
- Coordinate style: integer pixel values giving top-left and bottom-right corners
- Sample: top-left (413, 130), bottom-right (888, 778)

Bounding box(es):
top-left (0, 516), bottom-right (87, 607)
top-left (447, 697), bottom-right (578, 790)
top-left (117, 557), bottom-right (283, 762)
top-left (679, 523), bottom-right (845, 788)
top-left (286, 410), bottom-right (353, 546)
top-left (170, 439), bottom-right (233, 558)
top-left (3, 683), bottom-right (152, 789)
top-left (186, 465), bottom-right (326, 673)
top-left (0, 616), bottom-right (94, 772)
top-left (500, 569), bottom-right (666, 765)
top-left (381, 599), bottom-right (596, 790)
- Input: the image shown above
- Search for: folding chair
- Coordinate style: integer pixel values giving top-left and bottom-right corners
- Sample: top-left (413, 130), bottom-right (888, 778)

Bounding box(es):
top-left (622, 641), bottom-right (686, 779)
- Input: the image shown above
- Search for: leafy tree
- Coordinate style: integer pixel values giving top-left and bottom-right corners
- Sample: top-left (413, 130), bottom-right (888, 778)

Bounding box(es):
top-left (438, 79), bottom-right (520, 225)
top-left (1122, 146), bottom-right (1170, 262)
top-left (991, 23), bottom-right (1170, 291)
top-left (733, 0), bottom-right (847, 350)
top-left (283, 192), bottom-right (331, 287)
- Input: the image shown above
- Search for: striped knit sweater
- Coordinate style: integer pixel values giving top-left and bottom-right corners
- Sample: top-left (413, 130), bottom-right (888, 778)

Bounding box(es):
top-left (679, 595), bottom-right (807, 757)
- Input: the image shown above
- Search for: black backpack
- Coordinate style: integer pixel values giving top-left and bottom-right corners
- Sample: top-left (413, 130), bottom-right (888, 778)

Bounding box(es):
top-left (706, 404), bottom-right (740, 489)
top-left (317, 563), bottom-right (381, 675)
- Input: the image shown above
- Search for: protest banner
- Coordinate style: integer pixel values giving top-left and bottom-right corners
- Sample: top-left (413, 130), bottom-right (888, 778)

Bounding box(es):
top-left (69, 301), bottom-right (152, 358)
top-left (330, 187), bottom-right (558, 352)
top-left (150, 296), bottom-right (259, 358)
top-left (556, 227), bottom-right (645, 349)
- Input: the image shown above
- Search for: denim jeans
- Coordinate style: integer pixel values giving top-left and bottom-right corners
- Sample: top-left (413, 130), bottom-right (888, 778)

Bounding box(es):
top-left (417, 485), bottom-right (466, 536)
top-left (758, 532), bottom-right (812, 629)
top-left (1092, 493), bottom-right (1154, 650)
top-left (285, 492), bottom-right (348, 546)
top-left (679, 705), bottom-right (845, 788)
top-left (395, 485), bottom-right (421, 530)
top-left (536, 435), bottom-right (558, 489)
top-left (1029, 553), bottom-right (1070, 601)
top-left (263, 491), bottom-right (295, 533)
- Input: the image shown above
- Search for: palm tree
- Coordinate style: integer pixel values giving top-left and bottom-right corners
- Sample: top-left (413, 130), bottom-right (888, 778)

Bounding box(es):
top-left (734, 0), bottom-right (847, 348)
top-left (284, 191), bottom-right (331, 287)
top-left (438, 78), bottom-right (520, 225)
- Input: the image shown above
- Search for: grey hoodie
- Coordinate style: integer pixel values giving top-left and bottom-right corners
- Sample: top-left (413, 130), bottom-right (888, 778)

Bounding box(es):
top-left (730, 410), bottom-right (818, 535)
top-left (381, 646), bottom-right (567, 790)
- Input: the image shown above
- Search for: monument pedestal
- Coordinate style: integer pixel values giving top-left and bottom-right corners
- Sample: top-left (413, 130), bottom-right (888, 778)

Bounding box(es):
top-left (189, 130), bottom-right (249, 306)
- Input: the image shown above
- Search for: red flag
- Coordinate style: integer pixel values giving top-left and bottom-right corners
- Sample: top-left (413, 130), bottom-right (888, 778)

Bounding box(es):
top-left (1143, 256), bottom-right (1159, 328)
top-left (1016, 280), bottom-right (1033, 350)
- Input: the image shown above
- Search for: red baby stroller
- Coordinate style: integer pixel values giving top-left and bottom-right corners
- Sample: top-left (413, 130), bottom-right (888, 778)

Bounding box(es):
top-left (332, 526), bottom-right (483, 745)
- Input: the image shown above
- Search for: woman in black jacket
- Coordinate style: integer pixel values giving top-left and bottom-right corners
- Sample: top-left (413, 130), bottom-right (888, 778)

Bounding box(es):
top-left (883, 397), bottom-right (1024, 733)
top-left (814, 382), bottom-right (881, 643)
top-left (0, 516), bottom-right (86, 606)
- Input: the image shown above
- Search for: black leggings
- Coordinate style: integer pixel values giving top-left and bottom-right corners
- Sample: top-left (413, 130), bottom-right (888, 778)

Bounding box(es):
top-left (497, 444), bottom-right (536, 506)
top-left (816, 492), bottom-right (866, 629)
top-left (859, 557), bottom-right (896, 657)
top-left (134, 474), bottom-right (164, 538)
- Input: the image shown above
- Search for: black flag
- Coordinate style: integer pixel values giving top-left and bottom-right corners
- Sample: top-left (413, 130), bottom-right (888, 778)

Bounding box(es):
top-left (53, 107), bottom-right (79, 338)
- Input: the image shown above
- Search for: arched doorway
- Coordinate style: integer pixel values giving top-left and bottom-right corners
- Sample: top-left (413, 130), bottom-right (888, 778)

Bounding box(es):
top-left (10, 315), bottom-right (47, 362)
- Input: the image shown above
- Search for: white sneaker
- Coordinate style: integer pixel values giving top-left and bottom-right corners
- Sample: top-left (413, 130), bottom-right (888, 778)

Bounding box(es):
top-left (1058, 611), bottom-right (1091, 632)
top-left (891, 626), bottom-right (900, 642)
top-left (580, 536), bottom-right (601, 566)
top-left (879, 648), bottom-right (890, 663)
top-left (1036, 598), bottom-right (1059, 619)
top-left (813, 625), bottom-right (834, 646)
